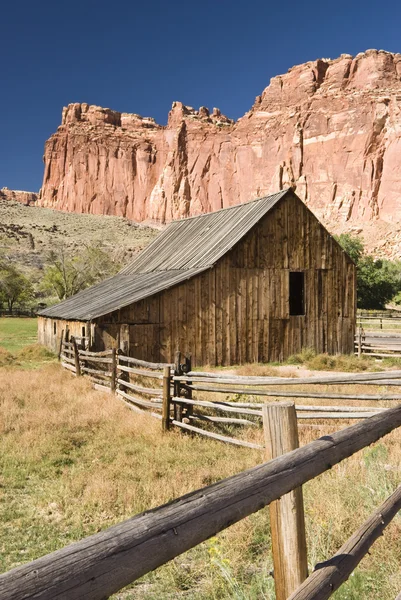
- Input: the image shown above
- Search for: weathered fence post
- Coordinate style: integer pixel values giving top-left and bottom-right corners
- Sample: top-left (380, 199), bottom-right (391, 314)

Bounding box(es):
top-left (183, 354), bottom-right (193, 421)
top-left (71, 337), bottom-right (81, 377)
top-left (357, 326), bottom-right (362, 358)
top-left (58, 329), bottom-right (64, 361)
top-left (110, 348), bottom-right (117, 393)
top-left (174, 351), bottom-right (183, 422)
top-left (263, 402), bottom-right (308, 600)
top-left (162, 366), bottom-right (171, 432)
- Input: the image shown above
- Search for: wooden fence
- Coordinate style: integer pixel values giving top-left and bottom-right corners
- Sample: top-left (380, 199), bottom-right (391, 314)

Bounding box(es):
top-left (355, 327), bottom-right (401, 358)
top-left (1, 405), bottom-right (401, 600)
top-left (0, 308), bottom-right (37, 318)
top-left (58, 341), bottom-right (401, 451)
top-left (354, 312), bottom-right (401, 358)
top-left (60, 340), bottom-right (401, 444)
top-left (357, 315), bottom-right (401, 327)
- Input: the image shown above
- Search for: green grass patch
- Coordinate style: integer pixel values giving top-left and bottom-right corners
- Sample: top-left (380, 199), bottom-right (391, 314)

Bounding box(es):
top-left (381, 356), bottom-right (401, 368)
top-left (0, 318), bottom-right (56, 368)
top-left (0, 318), bottom-right (38, 353)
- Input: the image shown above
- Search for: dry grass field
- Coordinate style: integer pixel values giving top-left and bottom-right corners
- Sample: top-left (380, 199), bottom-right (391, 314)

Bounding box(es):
top-left (1, 321), bottom-right (401, 598)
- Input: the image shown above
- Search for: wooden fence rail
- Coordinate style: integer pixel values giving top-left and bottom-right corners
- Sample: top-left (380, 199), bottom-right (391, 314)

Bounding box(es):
top-left (289, 484), bottom-right (401, 600)
top-left (58, 340), bottom-right (401, 451)
top-left (357, 316), bottom-right (401, 328)
top-left (174, 369), bottom-right (401, 385)
top-left (1, 406), bottom-right (401, 600)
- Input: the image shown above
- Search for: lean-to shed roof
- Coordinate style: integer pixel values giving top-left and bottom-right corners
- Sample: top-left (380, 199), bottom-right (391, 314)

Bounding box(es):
top-left (38, 189), bottom-right (290, 321)
top-left (38, 268), bottom-right (208, 321)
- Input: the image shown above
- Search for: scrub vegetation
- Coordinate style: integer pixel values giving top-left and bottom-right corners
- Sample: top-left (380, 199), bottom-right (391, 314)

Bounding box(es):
top-left (0, 321), bottom-right (401, 598)
top-left (0, 198), bottom-right (158, 309)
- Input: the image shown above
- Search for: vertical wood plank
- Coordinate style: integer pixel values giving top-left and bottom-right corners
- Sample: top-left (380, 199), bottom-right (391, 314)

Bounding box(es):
top-left (215, 263), bottom-right (223, 365)
top-left (229, 267), bottom-right (237, 365)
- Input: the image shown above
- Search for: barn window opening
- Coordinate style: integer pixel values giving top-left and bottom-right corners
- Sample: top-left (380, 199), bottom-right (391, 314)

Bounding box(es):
top-left (289, 272), bottom-right (305, 316)
top-left (82, 326), bottom-right (86, 338)
top-left (53, 322), bottom-right (57, 335)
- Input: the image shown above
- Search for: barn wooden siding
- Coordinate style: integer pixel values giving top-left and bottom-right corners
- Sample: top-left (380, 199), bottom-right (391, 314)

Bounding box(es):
top-left (95, 193), bottom-right (355, 366)
top-left (37, 317), bottom-right (89, 354)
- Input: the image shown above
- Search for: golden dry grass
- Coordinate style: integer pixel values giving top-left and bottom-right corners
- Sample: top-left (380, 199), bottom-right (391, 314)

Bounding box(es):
top-left (1, 360), bottom-right (401, 599)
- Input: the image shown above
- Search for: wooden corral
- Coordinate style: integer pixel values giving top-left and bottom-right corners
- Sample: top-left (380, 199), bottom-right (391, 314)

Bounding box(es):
top-left (38, 189), bottom-right (356, 365)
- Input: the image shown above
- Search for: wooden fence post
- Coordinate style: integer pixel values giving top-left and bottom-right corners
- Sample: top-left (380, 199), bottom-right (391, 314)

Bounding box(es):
top-left (58, 329), bottom-right (64, 361)
top-left (71, 337), bottom-right (81, 377)
top-left (162, 366), bottom-right (171, 432)
top-left (110, 348), bottom-right (117, 393)
top-left (174, 351), bottom-right (183, 422)
top-left (183, 355), bottom-right (193, 421)
top-left (263, 402), bottom-right (308, 600)
top-left (358, 326), bottom-right (362, 358)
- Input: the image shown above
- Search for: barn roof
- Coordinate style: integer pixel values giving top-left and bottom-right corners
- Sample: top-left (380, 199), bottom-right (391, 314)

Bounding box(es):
top-left (37, 269), bottom-right (208, 321)
top-left (38, 189), bottom-right (290, 321)
top-left (121, 189), bottom-right (288, 274)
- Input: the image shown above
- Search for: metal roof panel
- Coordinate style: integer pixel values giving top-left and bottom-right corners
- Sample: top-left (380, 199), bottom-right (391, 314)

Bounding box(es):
top-left (38, 268), bottom-right (209, 321)
top-left (121, 190), bottom-right (290, 273)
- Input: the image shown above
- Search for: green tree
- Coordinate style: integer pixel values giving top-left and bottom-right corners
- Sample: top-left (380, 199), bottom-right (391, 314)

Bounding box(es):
top-left (357, 257), bottom-right (401, 309)
top-left (0, 264), bottom-right (34, 311)
top-left (41, 246), bottom-right (122, 300)
top-left (335, 233), bottom-right (364, 264)
top-left (335, 234), bottom-right (401, 309)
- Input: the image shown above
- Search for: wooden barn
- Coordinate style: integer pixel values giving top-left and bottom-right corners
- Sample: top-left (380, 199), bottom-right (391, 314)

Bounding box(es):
top-left (38, 189), bottom-right (356, 365)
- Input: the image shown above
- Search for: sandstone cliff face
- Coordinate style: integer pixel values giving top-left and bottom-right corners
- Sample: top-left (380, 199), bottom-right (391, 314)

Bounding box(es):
top-left (40, 50), bottom-right (401, 248)
top-left (1, 187), bottom-right (38, 205)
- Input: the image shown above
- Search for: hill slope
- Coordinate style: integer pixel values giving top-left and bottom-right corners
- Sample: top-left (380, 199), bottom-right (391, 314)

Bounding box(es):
top-left (0, 199), bottom-right (158, 281)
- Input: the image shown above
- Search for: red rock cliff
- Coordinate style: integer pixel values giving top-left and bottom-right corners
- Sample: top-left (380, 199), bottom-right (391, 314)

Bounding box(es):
top-left (39, 50), bottom-right (401, 232)
top-left (1, 187), bottom-right (38, 205)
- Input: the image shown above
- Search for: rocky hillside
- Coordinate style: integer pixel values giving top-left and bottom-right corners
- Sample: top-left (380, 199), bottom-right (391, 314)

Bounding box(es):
top-left (38, 49), bottom-right (401, 257)
top-left (0, 199), bottom-right (157, 280)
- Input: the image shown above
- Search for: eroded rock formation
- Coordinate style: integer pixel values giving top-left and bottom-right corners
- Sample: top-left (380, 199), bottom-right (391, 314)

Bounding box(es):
top-left (1, 187), bottom-right (38, 205)
top-left (39, 50), bottom-right (401, 253)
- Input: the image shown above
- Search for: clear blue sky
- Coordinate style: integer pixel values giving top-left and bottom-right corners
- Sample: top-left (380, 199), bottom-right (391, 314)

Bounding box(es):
top-left (2, 0), bottom-right (401, 192)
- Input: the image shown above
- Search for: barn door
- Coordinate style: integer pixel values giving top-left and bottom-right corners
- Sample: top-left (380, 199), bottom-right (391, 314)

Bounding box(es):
top-left (94, 323), bottom-right (119, 350)
top-left (129, 324), bottom-right (160, 362)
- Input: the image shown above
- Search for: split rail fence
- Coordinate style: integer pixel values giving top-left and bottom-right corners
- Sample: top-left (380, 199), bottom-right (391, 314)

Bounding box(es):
top-left (57, 339), bottom-right (401, 597)
top-left (355, 312), bottom-right (401, 358)
top-left (58, 341), bottom-right (401, 450)
top-left (1, 403), bottom-right (401, 600)
top-left (357, 315), bottom-right (401, 330)
top-left (355, 327), bottom-right (401, 358)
